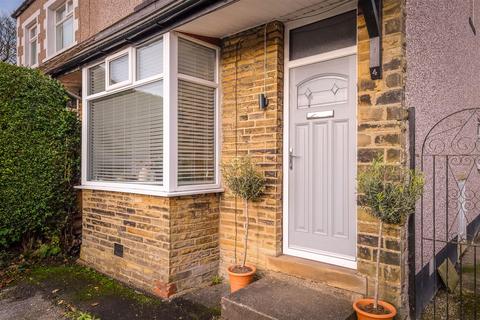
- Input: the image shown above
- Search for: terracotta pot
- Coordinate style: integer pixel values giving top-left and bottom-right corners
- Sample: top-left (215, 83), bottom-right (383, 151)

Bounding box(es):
top-left (353, 298), bottom-right (397, 320)
top-left (227, 264), bottom-right (256, 293)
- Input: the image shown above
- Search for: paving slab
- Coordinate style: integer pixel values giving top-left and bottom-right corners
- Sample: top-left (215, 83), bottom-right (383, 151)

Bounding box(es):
top-left (221, 277), bottom-right (356, 320)
top-left (183, 283), bottom-right (229, 309)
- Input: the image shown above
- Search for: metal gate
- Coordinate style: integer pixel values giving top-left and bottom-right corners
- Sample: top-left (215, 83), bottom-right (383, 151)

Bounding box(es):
top-left (415, 108), bottom-right (480, 319)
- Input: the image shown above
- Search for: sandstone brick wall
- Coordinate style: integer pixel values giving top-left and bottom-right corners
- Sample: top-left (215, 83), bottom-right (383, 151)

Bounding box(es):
top-left (80, 189), bottom-right (219, 297)
top-left (356, 0), bottom-right (408, 311)
top-left (219, 1), bottom-right (408, 312)
top-left (219, 22), bottom-right (284, 273)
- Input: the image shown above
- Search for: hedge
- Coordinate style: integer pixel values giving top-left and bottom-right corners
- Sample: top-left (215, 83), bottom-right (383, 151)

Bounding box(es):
top-left (0, 62), bottom-right (80, 249)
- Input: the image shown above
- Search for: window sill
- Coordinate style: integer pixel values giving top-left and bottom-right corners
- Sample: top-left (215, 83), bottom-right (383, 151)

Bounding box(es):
top-left (43, 42), bottom-right (77, 64)
top-left (74, 184), bottom-right (224, 197)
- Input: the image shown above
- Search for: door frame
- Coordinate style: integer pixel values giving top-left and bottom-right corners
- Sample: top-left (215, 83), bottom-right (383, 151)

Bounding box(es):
top-left (283, 3), bottom-right (358, 269)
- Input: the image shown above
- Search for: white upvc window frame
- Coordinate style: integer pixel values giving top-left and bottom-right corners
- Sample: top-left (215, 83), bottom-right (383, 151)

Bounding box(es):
top-left (105, 48), bottom-right (133, 91)
top-left (54, 0), bottom-right (74, 52)
top-left (79, 32), bottom-right (222, 197)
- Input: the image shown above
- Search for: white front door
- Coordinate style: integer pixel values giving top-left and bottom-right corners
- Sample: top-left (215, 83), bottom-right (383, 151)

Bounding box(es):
top-left (286, 54), bottom-right (357, 267)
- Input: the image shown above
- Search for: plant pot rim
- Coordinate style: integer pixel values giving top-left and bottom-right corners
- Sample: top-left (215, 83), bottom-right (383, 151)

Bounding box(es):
top-left (353, 298), bottom-right (397, 319)
top-left (227, 264), bottom-right (256, 277)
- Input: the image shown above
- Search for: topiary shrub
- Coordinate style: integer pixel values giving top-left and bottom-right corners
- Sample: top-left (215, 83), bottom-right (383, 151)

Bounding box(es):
top-left (0, 62), bottom-right (80, 250)
top-left (357, 156), bottom-right (424, 312)
top-left (222, 156), bottom-right (265, 269)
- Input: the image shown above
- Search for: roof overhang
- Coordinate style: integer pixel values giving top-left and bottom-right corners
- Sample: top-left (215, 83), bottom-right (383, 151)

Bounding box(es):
top-left (11, 0), bottom-right (36, 18)
top-left (45, 0), bottom-right (360, 76)
top-left (45, 0), bottom-right (234, 76)
top-left (176, 0), bottom-right (357, 38)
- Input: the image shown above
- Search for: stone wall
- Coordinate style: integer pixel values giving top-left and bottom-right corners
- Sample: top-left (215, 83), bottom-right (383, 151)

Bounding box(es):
top-left (80, 189), bottom-right (219, 297)
top-left (356, 0), bottom-right (408, 312)
top-left (219, 22), bottom-right (284, 273)
top-left (219, 4), bottom-right (409, 311)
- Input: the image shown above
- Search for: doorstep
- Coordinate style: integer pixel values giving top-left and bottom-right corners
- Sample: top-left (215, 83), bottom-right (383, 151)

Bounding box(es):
top-left (266, 255), bottom-right (368, 297)
top-left (221, 277), bottom-right (357, 320)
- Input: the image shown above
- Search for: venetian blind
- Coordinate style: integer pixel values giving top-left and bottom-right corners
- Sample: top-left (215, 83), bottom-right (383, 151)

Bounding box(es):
top-left (177, 80), bottom-right (215, 186)
top-left (88, 63), bottom-right (105, 95)
top-left (109, 54), bottom-right (129, 85)
top-left (88, 81), bottom-right (164, 184)
top-left (136, 39), bottom-right (163, 80)
top-left (178, 38), bottom-right (216, 81)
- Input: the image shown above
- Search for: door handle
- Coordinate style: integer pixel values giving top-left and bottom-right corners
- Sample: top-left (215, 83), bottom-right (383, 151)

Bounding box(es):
top-left (289, 148), bottom-right (299, 170)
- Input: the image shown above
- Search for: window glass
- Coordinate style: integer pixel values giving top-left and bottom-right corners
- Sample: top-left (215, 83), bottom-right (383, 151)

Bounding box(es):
top-left (109, 54), bottom-right (129, 85)
top-left (29, 26), bottom-right (37, 38)
top-left (178, 38), bottom-right (216, 81)
top-left (177, 80), bottom-right (215, 186)
top-left (289, 10), bottom-right (357, 60)
top-left (136, 39), bottom-right (163, 80)
top-left (55, 1), bottom-right (74, 52)
top-left (27, 24), bottom-right (38, 66)
top-left (30, 41), bottom-right (37, 66)
top-left (88, 81), bottom-right (164, 184)
top-left (56, 5), bottom-right (66, 21)
top-left (88, 63), bottom-right (105, 95)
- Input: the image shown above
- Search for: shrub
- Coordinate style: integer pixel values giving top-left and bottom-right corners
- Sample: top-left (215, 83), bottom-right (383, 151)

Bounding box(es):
top-left (222, 157), bottom-right (265, 268)
top-left (0, 62), bottom-right (80, 249)
top-left (357, 156), bottom-right (424, 310)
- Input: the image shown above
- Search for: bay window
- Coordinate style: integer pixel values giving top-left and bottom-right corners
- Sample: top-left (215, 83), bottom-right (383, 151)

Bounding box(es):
top-left (81, 33), bottom-right (220, 195)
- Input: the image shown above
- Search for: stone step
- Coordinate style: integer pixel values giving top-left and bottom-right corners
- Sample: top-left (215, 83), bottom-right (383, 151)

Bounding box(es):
top-left (266, 255), bottom-right (368, 297)
top-left (221, 277), bottom-right (357, 320)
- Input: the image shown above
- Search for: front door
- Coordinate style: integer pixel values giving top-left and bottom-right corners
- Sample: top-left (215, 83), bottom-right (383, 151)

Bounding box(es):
top-left (287, 54), bottom-right (356, 266)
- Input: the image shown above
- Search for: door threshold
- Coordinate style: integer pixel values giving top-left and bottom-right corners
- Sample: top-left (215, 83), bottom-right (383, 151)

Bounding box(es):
top-left (266, 254), bottom-right (367, 296)
top-left (284, 247), bottom-right (357, 269)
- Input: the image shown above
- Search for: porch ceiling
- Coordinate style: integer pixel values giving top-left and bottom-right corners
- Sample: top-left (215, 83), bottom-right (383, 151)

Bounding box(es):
top-left (175, 0), bottom-right (357, 38)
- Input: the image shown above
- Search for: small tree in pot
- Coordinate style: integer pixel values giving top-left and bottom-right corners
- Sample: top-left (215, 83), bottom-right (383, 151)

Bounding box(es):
top-left (222, 156), bottom-right (265, 292)
top-left (354, 157), bottom-right (424, 320)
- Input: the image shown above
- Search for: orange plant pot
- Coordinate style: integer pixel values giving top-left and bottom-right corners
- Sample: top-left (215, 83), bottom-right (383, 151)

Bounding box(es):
top-left (227, 264), bottom-right (256, 293)
top-left (353, 298), bottom-right (397, 320)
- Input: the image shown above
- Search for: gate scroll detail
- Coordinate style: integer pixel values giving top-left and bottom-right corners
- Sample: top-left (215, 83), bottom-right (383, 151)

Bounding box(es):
top-left (416, 108), bottom-right (480, 319)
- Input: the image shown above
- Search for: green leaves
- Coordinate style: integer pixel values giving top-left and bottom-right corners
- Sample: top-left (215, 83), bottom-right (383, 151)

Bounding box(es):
top-left (0, 62), bottom-right (80, 249)
top-left (222, 157), bottom-right (266, 201)
top-left (357, 157), bottom-right (425, 225)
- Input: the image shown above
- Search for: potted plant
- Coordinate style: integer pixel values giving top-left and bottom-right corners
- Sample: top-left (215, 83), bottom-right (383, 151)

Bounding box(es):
top-left (222, 156), bottom-right (266, 292)
top-left (354, 157), bottom-right (424, 320)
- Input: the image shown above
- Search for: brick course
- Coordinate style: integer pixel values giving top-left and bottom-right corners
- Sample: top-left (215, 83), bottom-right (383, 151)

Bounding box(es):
top-left (356, 0), bottom-right (408, 312)
top-left (219, 22), bottom-right (284, 273)
top-left (80, 190), bottom-right (219, 297)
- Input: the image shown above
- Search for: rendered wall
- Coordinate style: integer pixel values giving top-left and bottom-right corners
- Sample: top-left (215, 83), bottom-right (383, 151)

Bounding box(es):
top-left (406, 0), bottom-right (480, 316)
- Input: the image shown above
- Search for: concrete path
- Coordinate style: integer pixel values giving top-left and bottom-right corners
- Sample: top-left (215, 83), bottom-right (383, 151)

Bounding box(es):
top-left (0, 287), bottom-right (66, 320)
top-left (221, 277), bottom-right (356, 320)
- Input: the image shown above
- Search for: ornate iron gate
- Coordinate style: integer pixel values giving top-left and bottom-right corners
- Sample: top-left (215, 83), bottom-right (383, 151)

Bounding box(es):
top-left (416, 108), bottom-right (480, 319)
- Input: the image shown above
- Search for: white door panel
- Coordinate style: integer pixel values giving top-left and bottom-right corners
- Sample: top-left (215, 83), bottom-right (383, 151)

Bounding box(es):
top-left (288, 54), bottom-right (356, 260)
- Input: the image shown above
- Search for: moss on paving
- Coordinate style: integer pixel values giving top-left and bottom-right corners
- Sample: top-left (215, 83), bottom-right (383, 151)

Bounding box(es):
top-left (21, 263), bottom-right (217, 320)
top-left (29, 264), bottom-right (159, 306)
